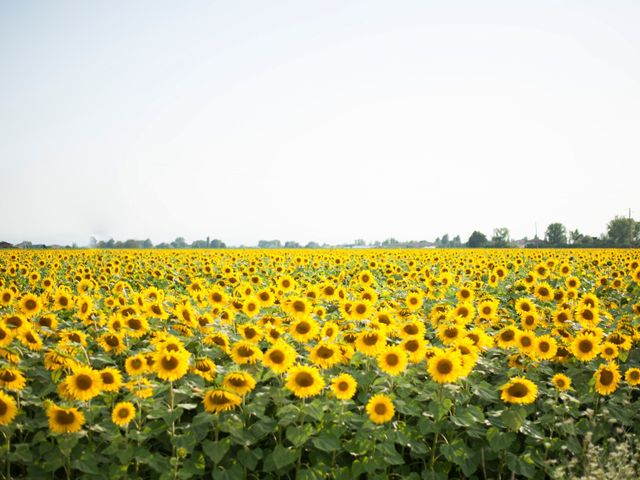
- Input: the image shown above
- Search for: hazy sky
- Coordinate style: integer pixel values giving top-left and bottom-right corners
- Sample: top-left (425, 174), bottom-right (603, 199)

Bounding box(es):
top-left (1, 1), bottom-right (639, 246)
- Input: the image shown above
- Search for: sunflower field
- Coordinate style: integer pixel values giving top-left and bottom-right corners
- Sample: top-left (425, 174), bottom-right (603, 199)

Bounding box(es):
top-left (1, 249), bottom-right (640, 479)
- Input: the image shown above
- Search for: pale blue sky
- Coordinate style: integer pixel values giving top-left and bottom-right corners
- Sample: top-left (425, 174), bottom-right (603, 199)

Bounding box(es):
top-left (1, 1), bottom-right (639, 246)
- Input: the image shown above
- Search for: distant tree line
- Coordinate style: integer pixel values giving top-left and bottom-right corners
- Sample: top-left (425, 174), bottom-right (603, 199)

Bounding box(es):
top-left (90, 236), bottom-right (226, 249)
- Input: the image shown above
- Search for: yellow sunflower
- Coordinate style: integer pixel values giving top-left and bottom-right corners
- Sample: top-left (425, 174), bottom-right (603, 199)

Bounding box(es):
top-left (223, 371), bottom-right (256, 396)
top-left (47, 404), bottom-right (85, 434)
top-left (99, 367), bottom-right (123, 392)
top-left (230, 341), bottom-right (263, 365)
top-left (551, 373), bottom-right (571, 391)
top-left (285, 365), bottom-right (325, 399)
top-left (19, 293), bottom-right (42, 317)
top-left (64, 366), bottom-right (103, 401)
top-left (0, 391), bottom-right (18, 426)
top-left (331, 373), bottom-right (357, 400)
top-left (309, 342), bottom-right (343, 369)
top-left (625, 368), bottom-right (640, 386)
top-left (112, 402), bottom-right (136, 427)
top-left (155, 351), bottom-right (190, 381)
top-left (203, 389), bottom-right (242, 414)
top-left (427, 350), bottom-right (463, 384)
top-left (377, 345), bottom-right (408, 376)
top-left (366, 394), bottom-right (395, 424)
top-left (355, 330), bottom-right (386, 357)
top-left (263, 341), bottom-right (297, 374)
top-left (594, 362), bottom-right (621, 395)
top-left (500, 377), bottom-right (538, 404)
top-left (571, 332), bottom-right (600, 362)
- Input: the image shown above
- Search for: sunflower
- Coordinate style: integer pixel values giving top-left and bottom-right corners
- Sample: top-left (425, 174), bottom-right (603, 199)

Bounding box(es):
top-left (625, 368), bottom-right (640, 386)
top-left (99, 367), bottom-right (123, 392)
top-left (427, 350), bottom-right (463, 384)
top-left (551, 373), bottom-right (572, 391)
top-left (520, 312), bottom-right (539, 331)
top-left (0, 324), bottom-right (13, 348)
top-left (207, 288), bottom-right (228, 308)
top-left (355, 330), bottom-right (386, 357)
top-left (515, 298), bottom-right (536, 316)
top-left (203, 332), bottom-right (230, 353)
top-left (53, 289), bottom-right (74, 311)
top-left (477, 299), bottom-right (498, 321)
top-left (575, 306), bottom-right (599, 328)
top-left (436, 324), bottom-right (463, 345)
top-left (495, 326), bottom-right (519, 349)
top-left (571, 332), bottom-right (600, 362)
top-left (533, 283), bottom-right (553, 302)
top-left (594, 362), bottom-right (621, 395)
top-left (36, 313), bottom-right (58, 332)
top-left (203, 389), bottom-right (242, 413)
top-left (516, 331), bottom-right (536, 356)
top-left (192, 358), bottom-right (217, 381)
top-left (241, 296), bottom-right (261, 318)
top-left (366, 394), bottom-right (395, 424)
top-left (19, 329), bottom-right (43, 351)
top-left (277, 275), bottom-right (296, 292)
top-left (3, 314), bottom-right (29, 334)
top-left (599, 341), bottom-right (619, 361)
top-left (223, 371), bottom-right (256, 396)
top-left (285, 365), bottom-right (325, 399)
top-left (112, 402), bottom-right (136, 427)
top-left (64, 366), bottom-right (103, 401)
top-left (47, 404), bottom-right (85, 433)
top-left (535, 335), bottom-right (558, 360)
top-left (320, 321), bottom-right (340, 341)
top-left (155, 351), bottom-right (190, 381)
top-left (350, 300), bottom-right (373, 321)
top-left (0, 391), bottom-right (18, 425)
top-left (377, 346), bottom-right (408, 376)
top-left (97, 332), bottom-right (127, 354)
top-left (124, 316), bottom-right (149, 338)
top-left (398, 320), bottom-right (426, 339)
top-left (230, 341), bottom-right (263, 365)
top-left (309, 342), bottom-right (342, 369)
top-left (400, 336), bottom-right (428, 363)
top-left (289, 318), bottom-right (319, 343)
top-left (125, 354), bottom-right (148, 376)
top-left (331, 373), bottom-right (357, 400)
top-left (126, 378), bottom-right (154, 399)
top-left (500, 377), bottom-right (538, 404)
top-left (19, 293), bottom-right (42, 317)
top-left (405, 292), bottom-right (423, 311)
top-left (0, 288), bottom-right (14, 307)
top-left (263, 341), bottom-right (297, 374)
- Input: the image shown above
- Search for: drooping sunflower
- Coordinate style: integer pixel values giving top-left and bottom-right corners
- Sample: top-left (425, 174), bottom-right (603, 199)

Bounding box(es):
top-left (203, 332), bottom-right (230, 353)
top-left (230, 341), bottom-right (263, 365)
top-left (2, 314), bottom-right (29, 334)
top-left (97, 332), bottom-right (127, 355)
top-left (0, 391), bottom-right (18, 426)
top-left (203, 389), bottom-right (242, 413)
top-left (366, 394), bottom-right (395, 424)
top-left (155, 351), bottom-right (190, 381)
top-left (285, 365), bottom-right (325, 399)
top-left (377, 345), bottom-right (408, 376)
top-left (64, 366), bottom-right (103, 401)
top-left (355, 330), bottom-right (386, 357)
top-left (112, 402), bottom-right (136, 427)
top-left (594, 362), bottom-right (621, 395)
top-left (551, 373), bottom-right (572, 391)
top-left (19, 329), bottom-right (43, 351)
top-left (427, 350), bottom-right (463, 384)
top-left (262, 341), bottom-right (296, 374)
top-left (310, 342), bottom-right (343, 369)
top-left (571, 332), bottom-right (600, 362)
top-left (191, 358), bottom-right (217, 381)
top-left (500, 376), bottom-right (538, 404)
top-left (47, 404), bottom-right (85, 433)
top-left (331, 373), bottom-right (357, 400)
top-left (0, 325), bottom-right (13, 348)
top-left (223, 371), bottom-right (256, 396)
top-left (625, 368), bottom-right (640, 386)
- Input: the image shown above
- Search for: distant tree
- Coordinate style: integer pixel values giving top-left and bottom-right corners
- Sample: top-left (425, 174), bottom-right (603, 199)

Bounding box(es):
top-left (491, 228), bottom-right (510, 248)
top-left (305, 241), bottom-right (320, 248)
top-left (451, 235), bottom-right (462, 247)
top-left (89, 236), bottom-right (97, 248)
top-left (156, 242), bottom-right (171, 249)
top-left (569, 229), bottom-right (583, 245)
top-left (142, 239), bottom-right (153, 248)
top-left (607, 216), bottom-right (639, 247)
top-left (209, 239), bottom-right (226, 248)
top-left (284, 241), bottom-right (301, 248)
top-left (467, 231), bottom-right (488, 248)
top-left (354, 239), bottom-right (366, 246)
top-left (191, 240), bottom-right (208, 248)
top-left (171, 237), bottom-right (187, 248)
top-left (258, 240), bottom-right (282, 248)
top-left (545, 223), bottom-right (567, 246)
top-left (382, 238), bottom-right (399, 247)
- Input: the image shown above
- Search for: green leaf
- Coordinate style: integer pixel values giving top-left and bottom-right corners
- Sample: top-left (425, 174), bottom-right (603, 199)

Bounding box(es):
top-left (501, 406), bottom-right (527, 431)
top-left (286, 424), bottom-right (314, 447)
top-left (271, 445), bottom-right (298, 470)
top-left (237, 447), bottom-right (262, 470)
top-left (506, 452), bottom-right (537, 478)
top-left (296, 467), bottom-right (326, 480)
top-left (177, 403), bottom-right (198, 410)
top-left (440, 438), bottom-right (479, 476)
top-left (451, 405), bottom-right (485, 427)
top-left (486, 427), bottom-right (516, 452)
top-left (202, 438), bottom-right (231, 464)
top-left (312, 433), bottom-right (341, 452)
top-left (377, 441), bottom-right (405, 466)
top-left (428, 398), bottom-right (452, 421)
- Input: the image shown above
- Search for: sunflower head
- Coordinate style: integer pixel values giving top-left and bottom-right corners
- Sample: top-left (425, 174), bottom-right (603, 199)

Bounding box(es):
top-left (500, 376), bottom-right (538, 404)
top-left (366, 394), bottom-right (395, 424)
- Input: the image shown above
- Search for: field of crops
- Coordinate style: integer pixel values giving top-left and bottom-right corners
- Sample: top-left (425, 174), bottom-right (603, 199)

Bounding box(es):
top-left (1, 249), bottom-right (639, 479)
